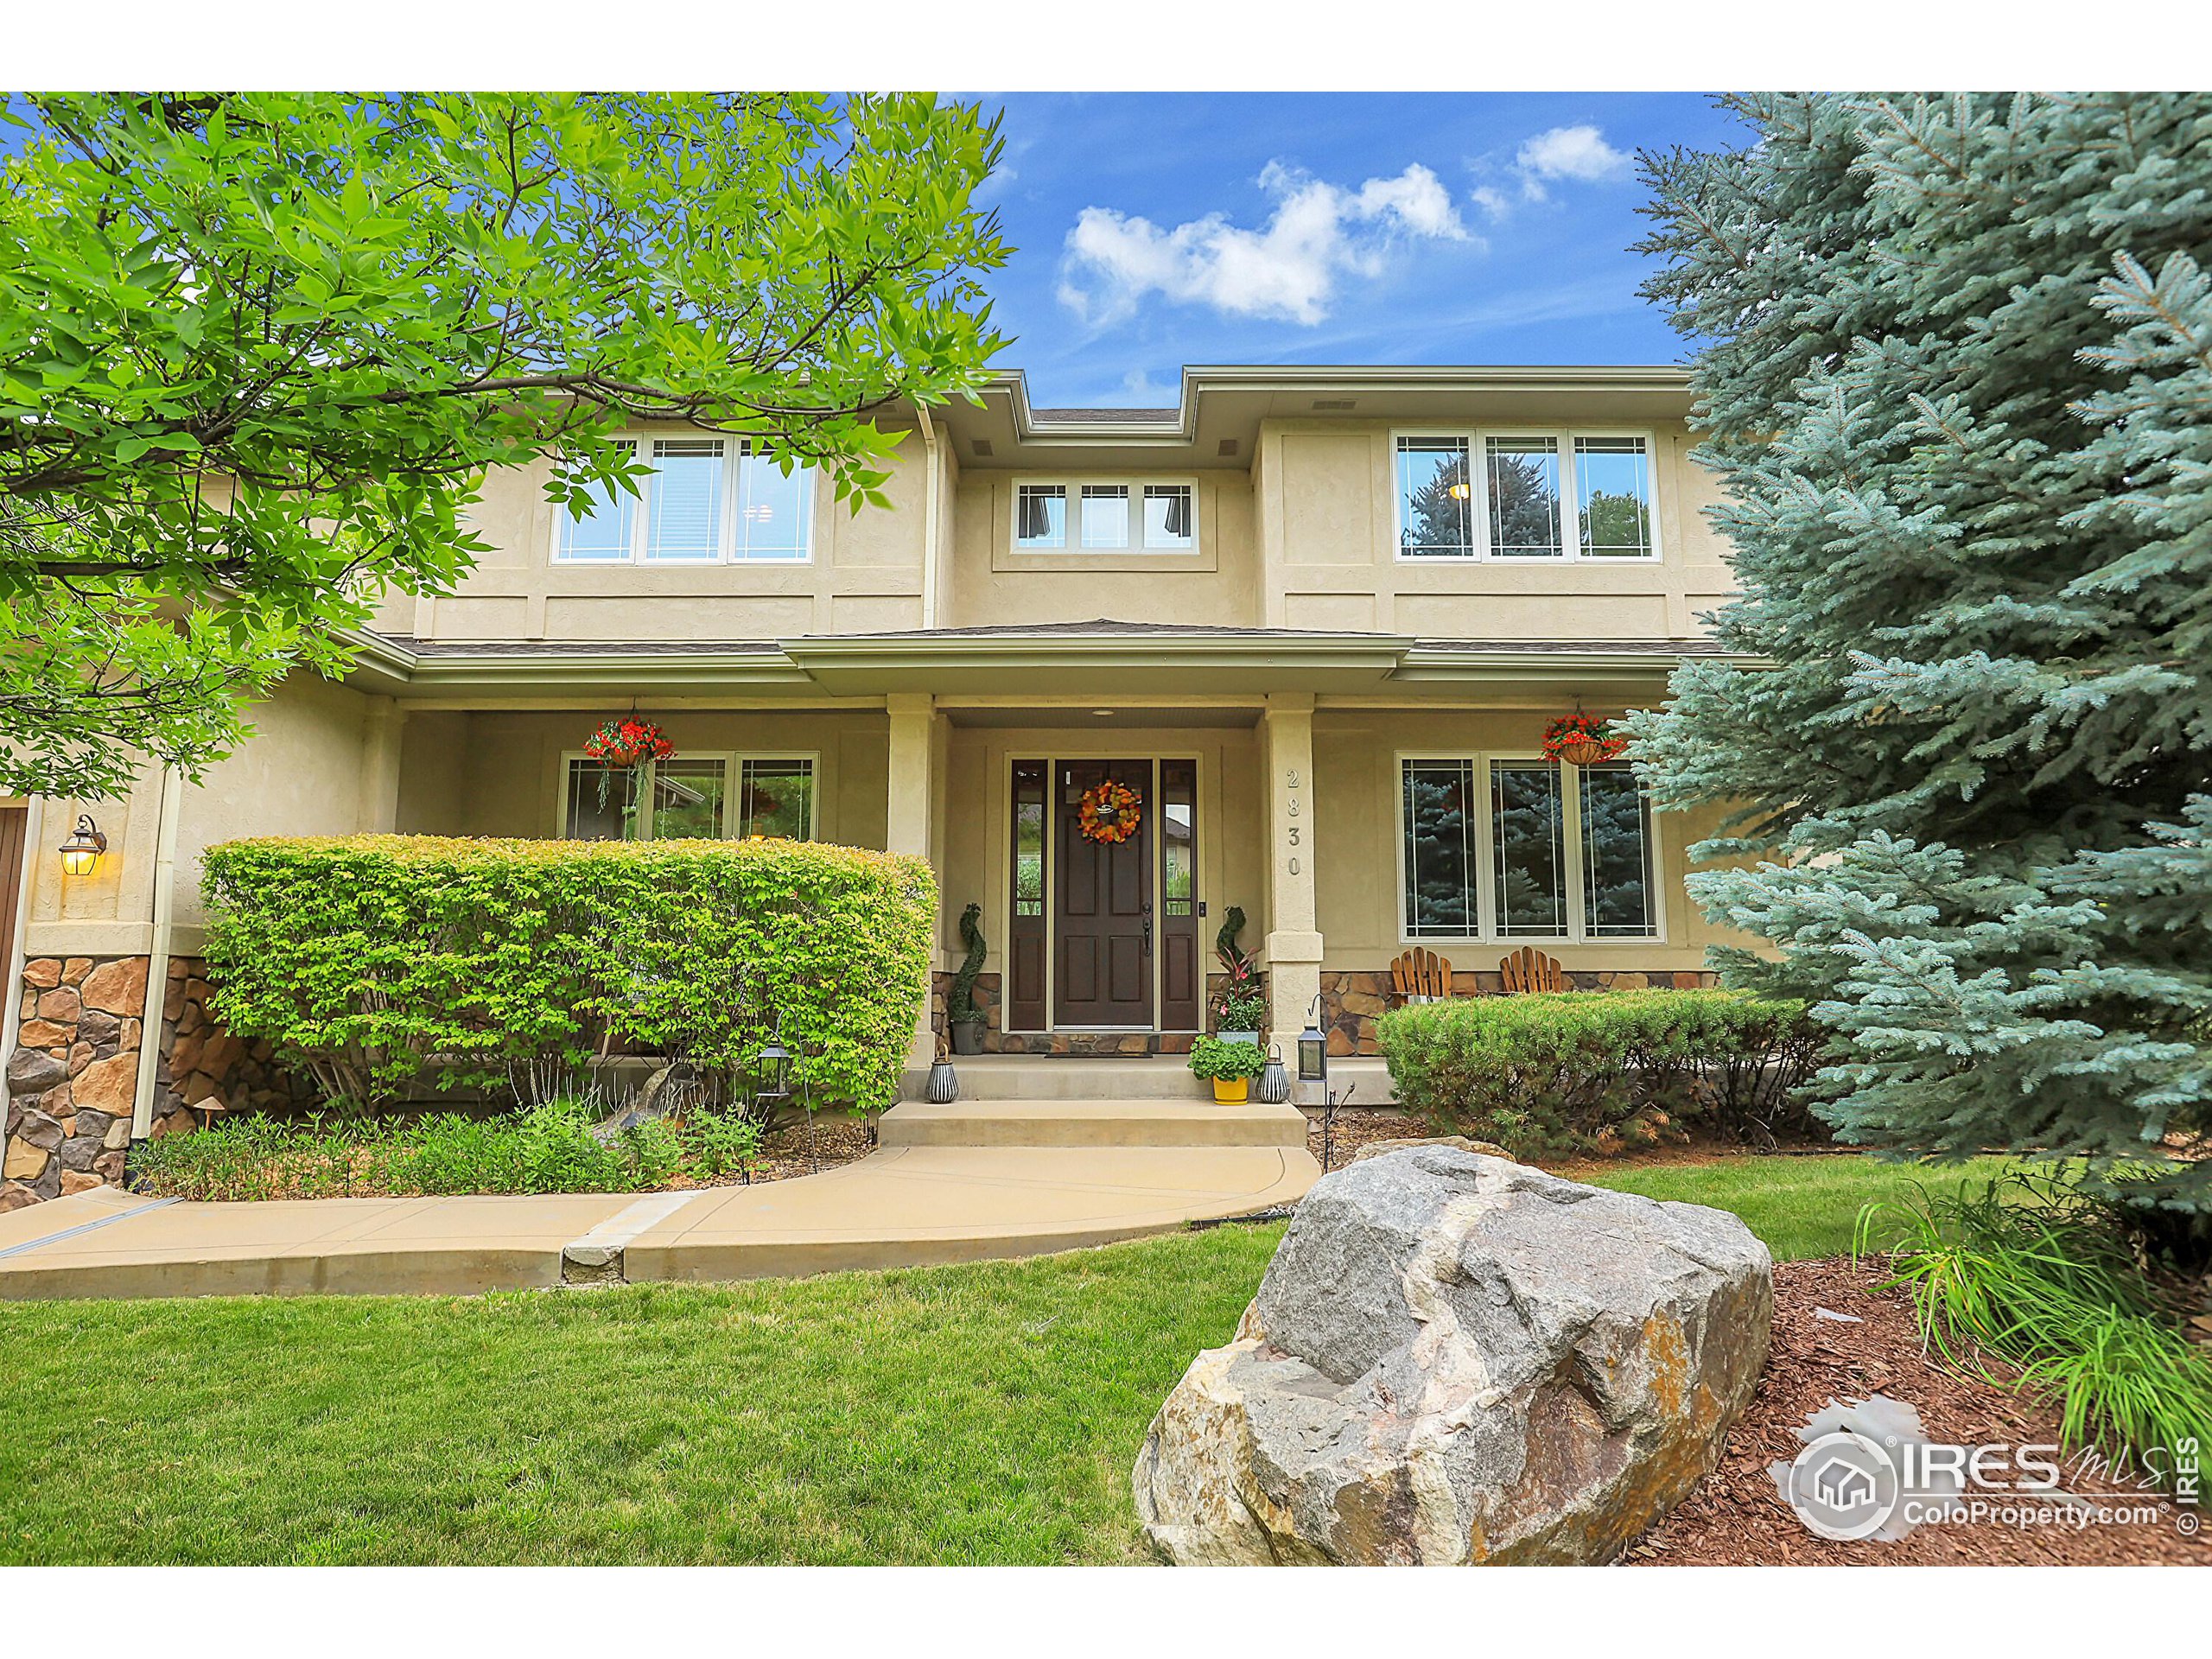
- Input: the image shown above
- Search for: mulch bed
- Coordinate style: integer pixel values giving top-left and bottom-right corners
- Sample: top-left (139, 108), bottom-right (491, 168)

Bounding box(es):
top-left (664, 1114), bottom-right (877, 1188)
top-left (1304, 1109), bottom-right (1830, 1174)
top-left (1629, 1256), bottom-right (2210, 1566)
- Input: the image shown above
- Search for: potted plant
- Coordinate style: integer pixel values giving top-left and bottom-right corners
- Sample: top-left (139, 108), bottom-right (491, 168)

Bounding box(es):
top-left (1211, 989), bottom-right (1268, 1046)
top-left (1210, 906), bottom-right (1265, 1041)
top-left (1541, 710), bottom-right (1628, 767)
top-left (948, 902), bottom-right (988, 1055)
top-left (582, 715), bottom-right (676, 808)
top-left (1189, 1035), bottom-right (1268, 1104)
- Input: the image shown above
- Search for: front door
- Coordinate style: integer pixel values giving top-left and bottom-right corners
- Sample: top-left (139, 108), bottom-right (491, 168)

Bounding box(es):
top-left (1053, 759), bottom-right (1154, 1028)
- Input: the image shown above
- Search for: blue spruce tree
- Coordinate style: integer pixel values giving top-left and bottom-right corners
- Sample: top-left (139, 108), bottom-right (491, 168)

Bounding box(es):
top-left (1626, 93), bottom-right (2212, 1207)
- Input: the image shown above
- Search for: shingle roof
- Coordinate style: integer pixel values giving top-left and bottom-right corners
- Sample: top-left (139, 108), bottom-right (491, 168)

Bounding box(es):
top-left (369, 634), bottom-right (785, 658)
top-left (1413, 638), bottom-right (1729, 655)
top-left (1024, 406), bottom-right (1182, 423)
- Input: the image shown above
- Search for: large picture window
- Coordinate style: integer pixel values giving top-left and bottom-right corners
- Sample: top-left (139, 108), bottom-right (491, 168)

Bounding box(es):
top-left (1399, 753), bottom-right (1658, 942)
top-left (561, 753), bottom-right (817, 842)
top-left (557, 436), bottom-right (813, 563)
top-left (1392, 430), bottom-right (1656, 561)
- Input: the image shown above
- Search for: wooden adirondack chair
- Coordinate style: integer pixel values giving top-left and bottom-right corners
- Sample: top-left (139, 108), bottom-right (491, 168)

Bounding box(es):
top-left (1390, 947), bottom-right (1452, 1002)
top-left (1499, 945), bottom-right (1567, 994)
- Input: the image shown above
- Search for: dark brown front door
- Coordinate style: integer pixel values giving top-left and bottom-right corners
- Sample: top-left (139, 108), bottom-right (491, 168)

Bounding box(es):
top-left (1054, 760), bottom-right (1154, 1028)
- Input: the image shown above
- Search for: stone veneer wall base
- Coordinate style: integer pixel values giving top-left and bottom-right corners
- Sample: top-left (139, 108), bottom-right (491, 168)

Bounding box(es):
top-left (1, 954), bottom-right (309, 1211)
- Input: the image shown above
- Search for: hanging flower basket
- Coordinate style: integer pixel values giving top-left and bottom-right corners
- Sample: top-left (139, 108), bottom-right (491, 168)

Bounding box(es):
top-left (584, 716), bottom-right (676, 771)
top-left (1541, 711), bottom-right (1628, 766)
top-left (582, 717), bottom-right (676, 809)
top-left (1077, 779), bottom-right (1143, 844)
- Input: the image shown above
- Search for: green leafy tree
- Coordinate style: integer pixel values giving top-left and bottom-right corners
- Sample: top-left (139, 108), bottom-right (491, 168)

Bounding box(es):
top-left (0, 92), bottom-right (1008, 796)
top-left (1626, 93), bottom-right (2212, 1205)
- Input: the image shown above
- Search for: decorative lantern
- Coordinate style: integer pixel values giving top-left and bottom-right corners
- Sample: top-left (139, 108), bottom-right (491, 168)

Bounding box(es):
top-left (1298, 998), bottom-right (1329, 1088)
top-left (1254, 1044), bottom-right (1292, 1104)
top-left (752, 1031), bottom-right (792, 1122)
top-left (58, 814), bottom-right (107, 878)
top-left (925, 1035), bottom-right (959, 1103)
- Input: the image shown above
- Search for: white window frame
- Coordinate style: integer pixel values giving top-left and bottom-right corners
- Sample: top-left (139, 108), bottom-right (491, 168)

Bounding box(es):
top-left (554, 436), bottom-right (815, 565)
top-left (1389, 428), bottom-right (1661, 563)
top-left (1009, 475), bottom-right (1199, 555)
top-left (1393, 750), bottom-right (1665, 946)
top-left (556, 750), bottom-right (822, 841)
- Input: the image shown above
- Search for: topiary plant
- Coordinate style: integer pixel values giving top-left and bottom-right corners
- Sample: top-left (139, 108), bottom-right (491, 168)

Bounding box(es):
top-left (950, 902), bottom-right (986, 1020)
top-left (1210, 905), bottom-right (1262, 1028)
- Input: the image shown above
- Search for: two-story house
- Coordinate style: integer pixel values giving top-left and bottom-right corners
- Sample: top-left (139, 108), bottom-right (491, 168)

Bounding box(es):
top-left (0, 365), bottom-right (1756, 1205)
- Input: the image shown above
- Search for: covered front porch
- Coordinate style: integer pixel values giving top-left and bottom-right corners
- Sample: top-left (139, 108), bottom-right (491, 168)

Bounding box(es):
top-left (357, 627), bottom-right (1742, 1101)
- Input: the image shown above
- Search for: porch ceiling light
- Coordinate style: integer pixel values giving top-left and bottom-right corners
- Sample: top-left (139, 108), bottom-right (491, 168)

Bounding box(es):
top-left (1298, 996), bottom-right (1329, 1086)
top-left (58, 814), bottom-right (107, 878)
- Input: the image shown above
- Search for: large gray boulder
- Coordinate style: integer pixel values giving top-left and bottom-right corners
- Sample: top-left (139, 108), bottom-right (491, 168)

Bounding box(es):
top-left (1134, 1147), bottom-right (1772, 1565)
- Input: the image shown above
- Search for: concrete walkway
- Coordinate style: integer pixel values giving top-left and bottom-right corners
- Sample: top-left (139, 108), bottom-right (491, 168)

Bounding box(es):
top-left (0, 1130), bottom-right (1319, 1301)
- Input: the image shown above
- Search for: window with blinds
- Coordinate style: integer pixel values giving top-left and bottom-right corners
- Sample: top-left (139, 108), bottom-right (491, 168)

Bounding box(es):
top-left (1010, 478), bottom-right (1199, 552)
top-left (556, 436), bottom-right (813, 563)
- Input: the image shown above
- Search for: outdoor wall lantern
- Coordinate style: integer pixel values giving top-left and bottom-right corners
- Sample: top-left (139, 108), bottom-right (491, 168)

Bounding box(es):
top-left (58, 814), bottom-right (107, 877)
top-left (1298, 995), bottom-right (1329, 1087)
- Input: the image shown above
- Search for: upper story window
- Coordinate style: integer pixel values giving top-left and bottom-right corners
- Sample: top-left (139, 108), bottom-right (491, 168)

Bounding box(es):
top-left (558, 437), bottom-right (813, 564)
top-left (1014, 478), bottom-right (1196, 553)
top-left (1394, 431), bottom-right (1656, 561)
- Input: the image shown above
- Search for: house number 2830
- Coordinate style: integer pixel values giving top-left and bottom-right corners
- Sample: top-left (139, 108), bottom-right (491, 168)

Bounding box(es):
top-left (1285, 769), bottom-right (1303, 874)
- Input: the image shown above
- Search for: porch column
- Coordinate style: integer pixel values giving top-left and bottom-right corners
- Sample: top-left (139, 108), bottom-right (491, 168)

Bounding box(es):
top-left (1261, 692), bottom-right (1324, 1103)
top-left (359, 696), bottom-right (404, 833)
top-left (885, 693), bottom-right (938, 1072)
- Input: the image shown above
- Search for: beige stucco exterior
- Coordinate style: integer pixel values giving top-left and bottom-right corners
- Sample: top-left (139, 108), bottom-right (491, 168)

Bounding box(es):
top-left (10, 366), bottom-right (1762, 1111)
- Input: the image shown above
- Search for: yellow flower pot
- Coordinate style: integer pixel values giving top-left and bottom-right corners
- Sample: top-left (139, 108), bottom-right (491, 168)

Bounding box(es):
top-left (1211, 1077), bottom-right (1249, 1104)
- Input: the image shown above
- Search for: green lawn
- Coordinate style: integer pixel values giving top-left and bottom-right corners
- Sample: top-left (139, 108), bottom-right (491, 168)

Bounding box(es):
top-left (1585, 1152), bottom-right (2024, 1263)
top-left (0, 1152), bottom-right (2017, 1565)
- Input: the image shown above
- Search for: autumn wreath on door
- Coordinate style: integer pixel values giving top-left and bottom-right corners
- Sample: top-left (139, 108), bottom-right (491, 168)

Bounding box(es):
top-left (1077, 778), bottom-right (1144, 844)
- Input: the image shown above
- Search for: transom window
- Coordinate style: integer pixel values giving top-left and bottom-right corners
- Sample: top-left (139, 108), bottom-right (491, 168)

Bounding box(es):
top-left (558, 437), bottom-right (813, 564)
top-left (1394, 431), bottom-right (1656, 561)
top-left (1014, 478), bottom-right (1196, 552)
top-left (562, 752), bottom-right (817, 842)
top-left (1399, 756), bottom-right (1657, 942)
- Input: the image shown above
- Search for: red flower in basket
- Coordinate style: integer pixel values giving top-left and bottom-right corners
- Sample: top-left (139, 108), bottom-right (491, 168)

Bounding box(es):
top-left (1541, 712), bottom-right (1628, 766)
top-left (584, 717), bottom-right (677, 770)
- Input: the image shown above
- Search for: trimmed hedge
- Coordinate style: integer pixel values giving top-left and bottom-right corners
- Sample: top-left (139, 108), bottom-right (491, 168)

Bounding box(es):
top-left (201, 836), bottom-right (937, 1112)
top-left (1377, 988), bottom-right (1823, 1156)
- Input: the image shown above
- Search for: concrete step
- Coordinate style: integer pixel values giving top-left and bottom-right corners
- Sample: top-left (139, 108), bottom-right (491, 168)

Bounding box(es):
top-left (899, 1054), bottom-right (1400, 1106)
top-left (877, 1099), bottom-right (1312, 1150)
top-left (902, 1056), bottom-right (1214, 1101)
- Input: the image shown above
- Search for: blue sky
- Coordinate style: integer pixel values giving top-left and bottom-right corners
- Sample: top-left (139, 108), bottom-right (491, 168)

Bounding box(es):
top-left (972, 92), bottom-right (1751, 407)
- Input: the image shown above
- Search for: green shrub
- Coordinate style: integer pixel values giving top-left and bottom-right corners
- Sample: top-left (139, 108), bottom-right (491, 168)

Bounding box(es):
top-left (681, 1108), bottom-right (765, 1182)
top-left (1863, 1171), bottom-right (2212, 1485)
top-left (1377, 989), bottom-right (1822, 1156)
top-left (200, 836), bottom-right (936, 1112)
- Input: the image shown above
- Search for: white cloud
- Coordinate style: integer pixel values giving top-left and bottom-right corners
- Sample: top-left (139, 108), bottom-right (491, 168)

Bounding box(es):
top-left (1469, 124), bottom-right (1637, 216)
top-left (1058, 161), bottom-right (1476, 327)
top-left (1467, 182), bottom-right (1514, 220)
top-left (1512, 124), bottom-right (1633, 201)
